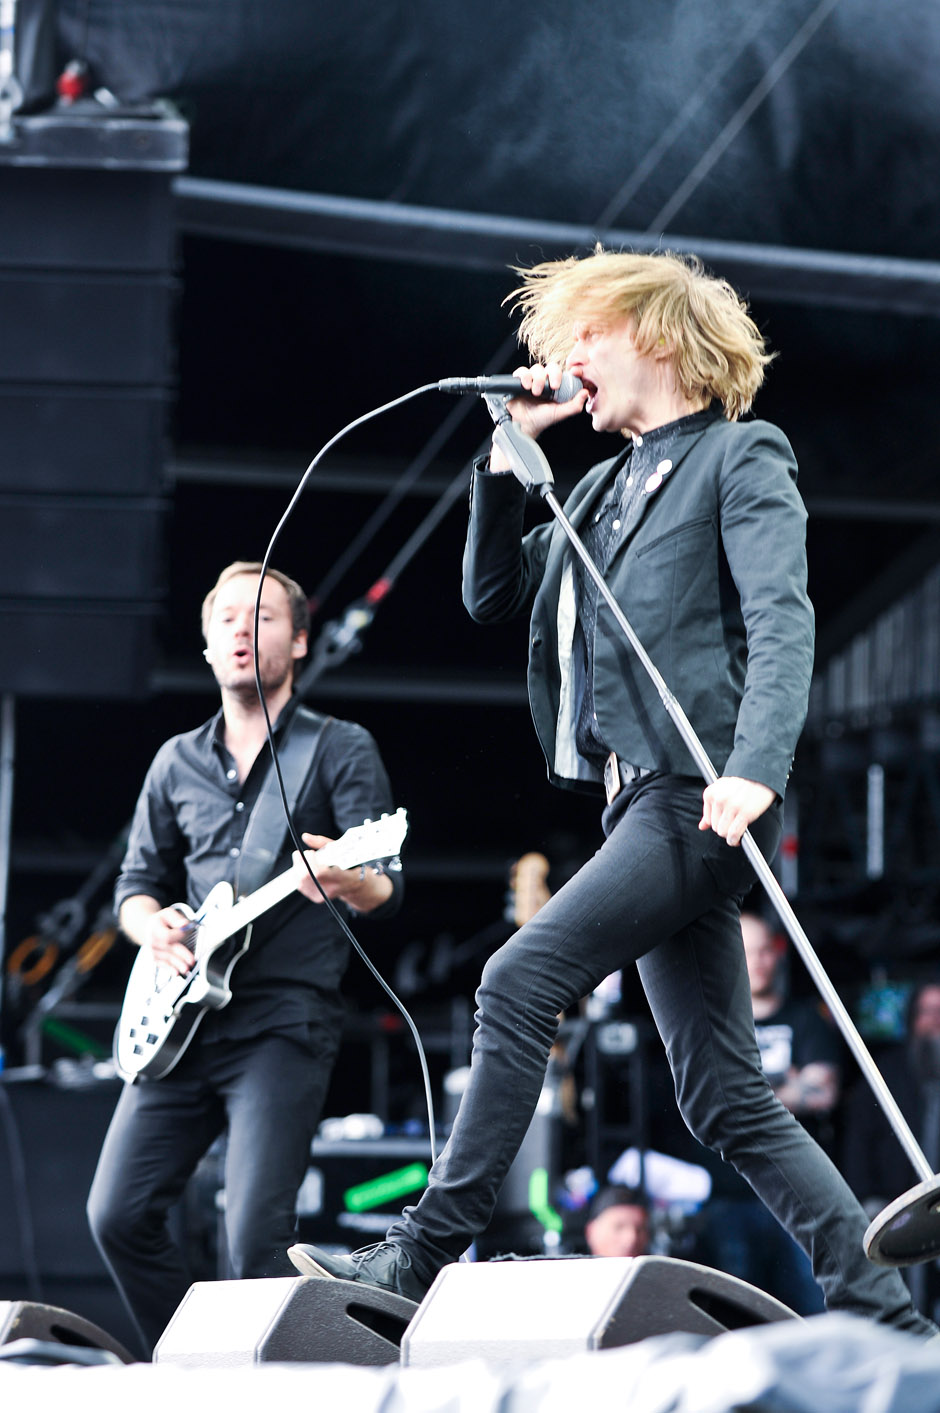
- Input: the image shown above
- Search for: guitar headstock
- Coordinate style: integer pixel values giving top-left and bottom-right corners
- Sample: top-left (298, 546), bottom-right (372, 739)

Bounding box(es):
top-left (325, 807), bottom-right (409, 872)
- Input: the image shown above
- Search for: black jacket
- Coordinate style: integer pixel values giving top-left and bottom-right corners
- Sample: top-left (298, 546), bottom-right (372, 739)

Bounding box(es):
top-left (463, 415), bottom-right (814, 800)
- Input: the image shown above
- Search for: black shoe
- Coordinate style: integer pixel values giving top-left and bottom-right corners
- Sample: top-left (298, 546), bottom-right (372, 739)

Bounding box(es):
top-left (287, 1240), bottom-right (428, 1304)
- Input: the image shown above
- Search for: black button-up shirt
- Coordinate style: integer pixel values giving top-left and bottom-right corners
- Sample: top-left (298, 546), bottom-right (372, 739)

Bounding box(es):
top-left (115, 697), bottom-right (402, 1043)
top-left (573, 408), bottom-right (721, 770)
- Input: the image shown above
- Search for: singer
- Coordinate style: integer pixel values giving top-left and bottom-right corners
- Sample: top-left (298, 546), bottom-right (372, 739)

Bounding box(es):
top-left (289, 249), bottom-right (936, 1335)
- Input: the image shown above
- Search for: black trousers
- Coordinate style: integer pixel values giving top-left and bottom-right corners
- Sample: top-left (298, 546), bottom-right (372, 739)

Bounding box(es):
top-left (87, 1028), bottom-right (337, 1357)
top-left (389, 774), bottom-right (932, 1335)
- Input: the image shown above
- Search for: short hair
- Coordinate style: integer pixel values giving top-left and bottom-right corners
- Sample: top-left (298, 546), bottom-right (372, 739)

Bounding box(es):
top-left (200, 561), bottom-right (310, 642)
top-left (587, 1185), bottom-right (649, 1222)
top-left (507, 247), bottom-right (774, 421)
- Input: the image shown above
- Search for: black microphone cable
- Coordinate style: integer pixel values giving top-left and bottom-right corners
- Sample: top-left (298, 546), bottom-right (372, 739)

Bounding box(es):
top-left (251, 381), bottom-right (446, 1163)
top-left (252, 373), bottom-right (581, 1158)
top-left (305, 338), bottom-right (518, 620)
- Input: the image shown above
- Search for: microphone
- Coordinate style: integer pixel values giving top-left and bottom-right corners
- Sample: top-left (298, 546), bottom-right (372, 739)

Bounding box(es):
top-left (437, 372), bottom-right (583, 403)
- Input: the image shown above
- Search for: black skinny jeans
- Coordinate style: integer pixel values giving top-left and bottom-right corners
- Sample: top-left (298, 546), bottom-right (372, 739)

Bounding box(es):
top-left (389, 774), bottom-right (931, 1334)
top-left (87, 1030), bottom-right (336, 1356)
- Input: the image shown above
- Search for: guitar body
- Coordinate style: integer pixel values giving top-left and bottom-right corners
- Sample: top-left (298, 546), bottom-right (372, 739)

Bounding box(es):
top-left (113, 882), bottom-right (256, 1081)
top-left (112, 808), bottom-right (409, 1083)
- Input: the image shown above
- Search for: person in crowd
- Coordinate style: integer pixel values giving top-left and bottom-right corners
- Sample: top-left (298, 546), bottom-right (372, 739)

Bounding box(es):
top-left (584, 1185), bottom-right (651, 1259)
top-left (695, 911), bottom-right (842, 1313)
top-left (843, 979), bottom-right (940, 1321)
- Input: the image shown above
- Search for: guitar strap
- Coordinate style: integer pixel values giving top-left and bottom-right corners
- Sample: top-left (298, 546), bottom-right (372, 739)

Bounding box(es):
top-left (233, 705), bottom-right (331, 899)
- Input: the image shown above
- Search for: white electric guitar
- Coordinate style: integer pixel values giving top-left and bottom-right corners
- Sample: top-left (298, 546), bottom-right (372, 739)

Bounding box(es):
top-left (113, 808), bottom-right (408, 1082)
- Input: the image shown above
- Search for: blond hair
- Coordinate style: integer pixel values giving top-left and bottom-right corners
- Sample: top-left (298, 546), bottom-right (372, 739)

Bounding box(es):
top-left (200, 561), bottom-right (310, 641)
top-left (507, 248), bottom-right (774, 420)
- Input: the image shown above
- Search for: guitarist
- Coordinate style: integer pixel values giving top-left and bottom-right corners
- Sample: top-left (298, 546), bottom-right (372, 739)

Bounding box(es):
top-left (87, 561), bottom-right (401, 1357)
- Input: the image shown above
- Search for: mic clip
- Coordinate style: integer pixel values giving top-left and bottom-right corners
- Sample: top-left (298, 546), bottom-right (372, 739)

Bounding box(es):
top-left (482, 391), bottom-right (513, 427)
top-left (481, 390), bottom-right (555, 495)
top-left (491, 420), bottom-right (556, 497)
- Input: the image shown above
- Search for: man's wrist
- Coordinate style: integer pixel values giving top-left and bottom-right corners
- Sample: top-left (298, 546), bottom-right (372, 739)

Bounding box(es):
top-left (343, 867), bottom-right (394, 915)
top-left (476, 453), bottom-right (514, 476)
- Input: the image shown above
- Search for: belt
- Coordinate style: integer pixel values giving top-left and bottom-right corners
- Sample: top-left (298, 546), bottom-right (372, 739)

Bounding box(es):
top-left (604, 751), bottom-right (653, 805)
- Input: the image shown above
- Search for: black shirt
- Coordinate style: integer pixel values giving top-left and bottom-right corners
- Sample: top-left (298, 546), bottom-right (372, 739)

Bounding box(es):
top-left (115, 696), bottom-right (402, 1042)
top-left (573, 409), bottom-right (721, 770)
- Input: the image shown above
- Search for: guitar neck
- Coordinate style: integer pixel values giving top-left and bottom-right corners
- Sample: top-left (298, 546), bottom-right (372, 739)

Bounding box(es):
top-left (196, 814), bottom-right (406, 951)
top-left (205, 833), bottom-right (363, 943)
top-left (218, 866), bottom-right (297, 938)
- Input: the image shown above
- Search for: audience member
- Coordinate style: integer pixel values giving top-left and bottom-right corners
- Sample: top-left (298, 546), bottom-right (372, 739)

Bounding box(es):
top-left (584, 1185), bottom-right (651, 1258)
top-left (693, 911), bottom-right (842, 1314)
top-left (843, 980), bottom-right (940, 1320)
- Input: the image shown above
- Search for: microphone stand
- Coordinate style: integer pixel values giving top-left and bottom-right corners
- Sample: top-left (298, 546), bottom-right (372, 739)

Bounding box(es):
top-left (484, 394), bottom-right (940, 1271)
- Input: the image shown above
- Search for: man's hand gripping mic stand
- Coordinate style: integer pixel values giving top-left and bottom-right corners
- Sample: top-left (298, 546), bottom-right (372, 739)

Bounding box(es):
top-left (484, 391), bottom-right (940, 1270)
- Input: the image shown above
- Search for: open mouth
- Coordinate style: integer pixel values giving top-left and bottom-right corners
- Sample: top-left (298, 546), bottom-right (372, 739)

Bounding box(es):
top-left (581, 377), bottom-right (598, 412)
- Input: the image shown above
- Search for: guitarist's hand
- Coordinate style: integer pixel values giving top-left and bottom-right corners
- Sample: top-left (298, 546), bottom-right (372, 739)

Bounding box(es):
top-left (293, 832), bottom-right (394, 914)
top-left (120, 895), bottom-right (196, 975)
top-left (145, 905), bottom-right (196, 975)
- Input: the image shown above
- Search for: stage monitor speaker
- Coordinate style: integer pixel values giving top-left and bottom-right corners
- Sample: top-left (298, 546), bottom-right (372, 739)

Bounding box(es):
top-left (401, 1255), bottom-right (799, 1369)
top-left (154, 1276), bottom-right (419, 1369)
top-left (0, 1300), bottom-right (135, 1364)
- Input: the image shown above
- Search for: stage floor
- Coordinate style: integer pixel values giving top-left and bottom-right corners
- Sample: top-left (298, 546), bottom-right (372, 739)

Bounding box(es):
top-left (2, 1314), bottom-right (940, 1413)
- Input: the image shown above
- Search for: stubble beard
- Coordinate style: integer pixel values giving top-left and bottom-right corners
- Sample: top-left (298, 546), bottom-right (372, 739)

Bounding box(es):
top-left (214, 653), bottom-right (293, 707)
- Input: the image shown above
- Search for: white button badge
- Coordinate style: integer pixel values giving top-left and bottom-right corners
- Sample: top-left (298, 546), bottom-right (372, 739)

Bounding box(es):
top-left (644, 459), bottom-right (674, 495)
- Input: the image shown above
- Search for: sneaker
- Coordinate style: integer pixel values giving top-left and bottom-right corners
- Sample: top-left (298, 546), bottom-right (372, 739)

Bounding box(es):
top-left (287, 1240), bottom-right (428, 1304)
